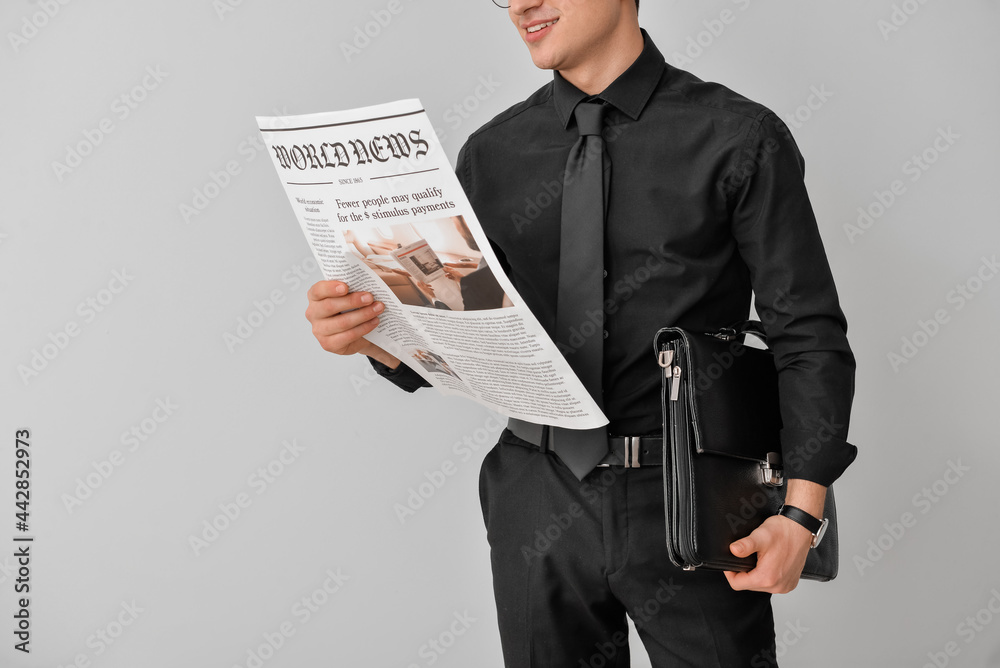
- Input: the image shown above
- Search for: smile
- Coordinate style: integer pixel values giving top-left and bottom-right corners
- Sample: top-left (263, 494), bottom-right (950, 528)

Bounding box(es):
top-left (526, 19), bottom-right (558, 34)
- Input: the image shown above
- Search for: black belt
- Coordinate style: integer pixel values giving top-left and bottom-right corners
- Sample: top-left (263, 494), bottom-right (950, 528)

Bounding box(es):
top-left (506, 418), bottom-right (663, 468)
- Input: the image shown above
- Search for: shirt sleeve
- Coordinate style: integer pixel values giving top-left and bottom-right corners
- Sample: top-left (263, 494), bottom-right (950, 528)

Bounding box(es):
top-left (456, 137), bottom-right (512, 277)
top-left (367, 356), bottom-right (431, 393)
top-left (727, 110), bottom-right (858, 487)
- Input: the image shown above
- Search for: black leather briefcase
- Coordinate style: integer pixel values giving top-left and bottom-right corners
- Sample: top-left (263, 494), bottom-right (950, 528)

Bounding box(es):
top-left (653, 320), bottom-right (838, 581)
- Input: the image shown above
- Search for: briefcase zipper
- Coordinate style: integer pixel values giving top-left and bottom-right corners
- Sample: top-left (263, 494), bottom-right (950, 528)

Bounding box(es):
top-left (669, 366), bottom-right (681, 401)
top-left (658, 349), bottom-right (682, 401)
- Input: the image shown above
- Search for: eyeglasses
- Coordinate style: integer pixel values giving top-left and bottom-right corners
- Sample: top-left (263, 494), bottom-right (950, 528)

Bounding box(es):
top-left (492, 0), bottom-right (510, 7)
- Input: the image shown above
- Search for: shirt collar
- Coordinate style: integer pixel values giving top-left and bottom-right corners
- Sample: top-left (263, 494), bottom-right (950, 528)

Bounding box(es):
top-left (553, 27), bottom-right (666, 129)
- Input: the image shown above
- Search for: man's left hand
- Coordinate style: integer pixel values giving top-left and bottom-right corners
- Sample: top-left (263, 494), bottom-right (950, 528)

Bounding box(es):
top-left (723, 478), bottom-right (827, 594)
top-left (723, 514), bottom-right (814, 593)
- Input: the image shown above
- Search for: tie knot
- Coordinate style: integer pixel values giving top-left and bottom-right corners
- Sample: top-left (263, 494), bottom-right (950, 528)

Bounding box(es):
top-left (573, 101), bottom-right (605, 137)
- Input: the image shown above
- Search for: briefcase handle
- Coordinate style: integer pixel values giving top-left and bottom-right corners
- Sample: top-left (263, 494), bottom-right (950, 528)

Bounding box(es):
top-left (711, 319), bottom-right (769, 346)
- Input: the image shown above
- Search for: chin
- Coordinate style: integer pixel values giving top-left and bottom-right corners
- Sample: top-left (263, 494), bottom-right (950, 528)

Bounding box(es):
top-left (530, 56), bottom-right (556, 71)
top-left (526, 46), bottom-right (560, 72)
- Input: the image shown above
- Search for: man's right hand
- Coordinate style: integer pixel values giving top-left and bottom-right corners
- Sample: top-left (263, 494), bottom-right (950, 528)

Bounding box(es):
top-left (304, 280), bottom-right (400, 368)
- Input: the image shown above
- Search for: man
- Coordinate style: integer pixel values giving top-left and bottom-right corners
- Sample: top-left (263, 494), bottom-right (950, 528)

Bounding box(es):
top-left (305, 0), bottom-right (857, 665)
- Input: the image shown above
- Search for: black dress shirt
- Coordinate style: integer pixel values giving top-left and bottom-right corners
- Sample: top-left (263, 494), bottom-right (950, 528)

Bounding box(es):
top-left (371, 29), bottom-right (857, 487)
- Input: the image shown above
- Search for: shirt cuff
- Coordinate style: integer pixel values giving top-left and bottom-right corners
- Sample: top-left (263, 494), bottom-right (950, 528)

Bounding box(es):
top-left (780, 427), bottom-right (858, 487)
top-left (367, 356), bottom-right (431, 393)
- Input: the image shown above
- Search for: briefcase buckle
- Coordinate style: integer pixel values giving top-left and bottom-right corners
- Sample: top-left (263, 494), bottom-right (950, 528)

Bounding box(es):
top-left (759, 452), bottom-right (784, 487)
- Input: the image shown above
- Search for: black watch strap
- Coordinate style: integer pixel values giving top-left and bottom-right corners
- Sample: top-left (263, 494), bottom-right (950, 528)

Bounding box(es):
top-left (778, 504), bottom-right (829, 548)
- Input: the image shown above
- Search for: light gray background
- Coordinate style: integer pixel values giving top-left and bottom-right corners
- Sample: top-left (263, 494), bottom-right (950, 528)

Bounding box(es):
top-left (2, 1), bottom-right (999, 666)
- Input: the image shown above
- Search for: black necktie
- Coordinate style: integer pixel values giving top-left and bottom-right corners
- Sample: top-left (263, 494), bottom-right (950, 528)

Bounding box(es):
top-left (550, 101), bottom-right (610, 481)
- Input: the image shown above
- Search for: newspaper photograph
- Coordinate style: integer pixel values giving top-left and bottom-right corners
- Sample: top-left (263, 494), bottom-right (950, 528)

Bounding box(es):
top-left (257, 99), bottom-right (608, 429)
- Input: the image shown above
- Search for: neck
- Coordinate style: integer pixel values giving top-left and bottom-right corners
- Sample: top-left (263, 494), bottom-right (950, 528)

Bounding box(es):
top-left (559, 25), bottom-right (644, 95)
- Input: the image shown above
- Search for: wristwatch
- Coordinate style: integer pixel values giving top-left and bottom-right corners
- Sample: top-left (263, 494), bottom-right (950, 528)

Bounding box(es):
top-left (778, 504), bottom-right (829, 548)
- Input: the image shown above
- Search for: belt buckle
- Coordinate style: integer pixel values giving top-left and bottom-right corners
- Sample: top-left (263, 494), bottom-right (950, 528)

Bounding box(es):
top-left (624, 436), bottom-right (641, 468)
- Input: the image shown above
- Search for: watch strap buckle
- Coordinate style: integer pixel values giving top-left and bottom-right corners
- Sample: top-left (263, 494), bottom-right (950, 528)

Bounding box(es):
top-left (811, 517), bottom-right (830, 549)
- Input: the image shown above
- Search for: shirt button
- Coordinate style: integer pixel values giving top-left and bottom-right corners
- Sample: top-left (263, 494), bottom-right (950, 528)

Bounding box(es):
top-left (603, 330), bottom-right (609, 339)
top-left (603, 270), bottom-right (608, 278)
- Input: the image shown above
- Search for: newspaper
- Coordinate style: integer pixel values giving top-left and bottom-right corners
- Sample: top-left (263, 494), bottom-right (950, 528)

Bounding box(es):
top-left (257, 99), bottom-right (608, 430)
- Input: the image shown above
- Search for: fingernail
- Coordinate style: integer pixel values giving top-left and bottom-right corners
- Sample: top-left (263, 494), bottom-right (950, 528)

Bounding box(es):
top-left (360, 293), bottom-right (373, 304)
top-left (336, 283), bottom-right (348, 295)
top-left (373, 302), bottom-right (384, 313)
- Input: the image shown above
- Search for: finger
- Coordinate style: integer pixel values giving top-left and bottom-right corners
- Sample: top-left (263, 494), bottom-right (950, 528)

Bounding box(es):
top-left (307, 290), bottom-right (376, 321)
top-left (725, 569), bottom-right (753, 591)
top-left (729, 536), bottom-right (756, 558)
top-left (307, 280), bottom-right (349, 302)
top-left (727, 565), bottom-right (780, 593)
top-left (312, 301), bottom-right (384, 336)
top-left (316, 314), bottom-right (382, 354)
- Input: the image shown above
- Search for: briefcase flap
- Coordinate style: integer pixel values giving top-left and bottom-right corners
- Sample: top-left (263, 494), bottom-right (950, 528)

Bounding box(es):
top-left (656, 326), bottom-right (782, 464)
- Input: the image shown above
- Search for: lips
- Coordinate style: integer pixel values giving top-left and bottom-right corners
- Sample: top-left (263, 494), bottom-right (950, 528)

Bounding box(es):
top-left (526, 19), bottom-right (557, 34)
top-left (523, 17), bottom-right (557, 42)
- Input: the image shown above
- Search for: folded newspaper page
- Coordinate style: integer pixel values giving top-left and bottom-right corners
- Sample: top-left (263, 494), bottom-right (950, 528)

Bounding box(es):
top-left (257, 99), bottom-right (609, 429)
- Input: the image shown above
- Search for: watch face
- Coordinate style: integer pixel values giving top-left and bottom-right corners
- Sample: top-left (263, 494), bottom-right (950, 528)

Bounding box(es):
top-left (811, 517), bottom-right (830, 548)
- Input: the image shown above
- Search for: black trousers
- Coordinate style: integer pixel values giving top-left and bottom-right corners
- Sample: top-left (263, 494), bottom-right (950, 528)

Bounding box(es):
top-left (478, 429), bottom-right (777, 668)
